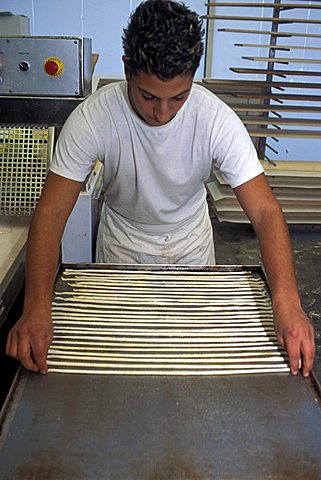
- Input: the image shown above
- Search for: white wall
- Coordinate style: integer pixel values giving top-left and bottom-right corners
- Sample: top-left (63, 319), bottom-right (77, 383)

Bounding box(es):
top-left (0, 0), bottom-right (207, 78)
top-left (1, 0), bottom-right (320, 162)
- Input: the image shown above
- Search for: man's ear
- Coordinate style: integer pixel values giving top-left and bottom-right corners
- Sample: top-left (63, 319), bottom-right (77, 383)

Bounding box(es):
top-left (122, 56), bottom-right (132, 80)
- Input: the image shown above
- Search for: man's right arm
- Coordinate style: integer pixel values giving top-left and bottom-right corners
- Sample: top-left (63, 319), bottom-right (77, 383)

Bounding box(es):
top-left (6, 171), bottom-right (83, 373)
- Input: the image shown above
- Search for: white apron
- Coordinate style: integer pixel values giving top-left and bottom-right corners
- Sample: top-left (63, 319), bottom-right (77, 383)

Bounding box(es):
top-left (96, 200), bottom-right (216, 265)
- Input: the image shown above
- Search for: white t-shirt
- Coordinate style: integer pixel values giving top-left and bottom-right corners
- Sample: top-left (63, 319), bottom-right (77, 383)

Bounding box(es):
top-left (51, 81), bottom-right (263, 229)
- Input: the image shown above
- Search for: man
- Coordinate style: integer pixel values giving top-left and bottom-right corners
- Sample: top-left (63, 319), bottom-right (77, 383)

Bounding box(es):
top-left (6, 0), bottom-right (314, 376)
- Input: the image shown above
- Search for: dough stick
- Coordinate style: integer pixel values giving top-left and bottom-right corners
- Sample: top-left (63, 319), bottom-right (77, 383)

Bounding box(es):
top-left (52, 318), bottom-right (274, 326)
top-left (55, 291), bottom-right (270, 298)
top-left (53, 327), bottom-right (276, 336)
top-left (62, 278), bottom-right (263, 287)
top-left (53, 302), bottom-right (272, 311)
top-left (51, 312), bottom-right (273, 320)
top-left (48, 347), bottom-right (286, 358)
top-left (47, 366), bottom-right (290, 375)
top-left (52, 334), bottom-right (277, 343)
top-left (53, 296), bottom-right (271, 307)
top-left (50, 339), bottom-right (281, 349)
top-left (61, 275), bottom-right (262, 283)
top-left (51, 310), bottom-right (273, 319)
top-left (47, 353), bottom-right (287, 365)
top-left (65, 282), bottom-right (265, 291)
top-left (52, 314), bottom-right (274, 321)
top-left (60, 282), bottom-right (265, 290)
top-left (52, 304), bottom-right (272, 313)
top-left (52, 319), bottom-right (274, 328)
top-left (62, 279), bottom-right (262, 287)
top-left (50, 338), bottom-right (281, 348)
top-left (54, 294), bottom-right (271, 304)
top-left (52, 319), bottom-right (274, 327)
top-left (63, 272), bottom-right (260, 279)
top-left (46, 357), bottom-right (287, 369)
top-left (57, 288), bottom-right (268, 296)
top-left (62, 268), bottom-right (255, 276)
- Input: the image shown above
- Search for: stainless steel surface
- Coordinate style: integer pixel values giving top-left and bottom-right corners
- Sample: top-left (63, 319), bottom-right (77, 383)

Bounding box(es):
top-left (1, 265), bottom-right (321, 478)
top-left (0, 36), bottom-right (92, 97)
top-left (0, 124), bottom-right (54, 215)
top-left (1, 370), bottom-right (321, 479)
top-left (0, 218), bottom-right (29, 329)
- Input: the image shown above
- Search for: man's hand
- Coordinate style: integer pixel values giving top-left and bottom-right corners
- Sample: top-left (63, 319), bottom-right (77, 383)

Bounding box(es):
top-left (5, 172), bottom-right (83, 375)
top-left (6, 309), bottom-right (53, 374)
top-left (273, 303), bottom-right (315, 378)
top-left (234, 174), bottom-right (315, 378)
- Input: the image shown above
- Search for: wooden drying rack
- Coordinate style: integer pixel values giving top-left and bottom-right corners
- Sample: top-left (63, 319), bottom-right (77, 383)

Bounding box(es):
top-left (202, 0), bottom-right (321, 160)
top-left (206, 2), bottom-right (321, 8)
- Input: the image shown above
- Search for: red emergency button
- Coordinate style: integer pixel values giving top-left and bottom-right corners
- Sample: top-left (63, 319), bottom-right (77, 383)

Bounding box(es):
top-left (44, 60), bottom-right (59, 76)
top-left (43, 56), bottom-right (64, 77)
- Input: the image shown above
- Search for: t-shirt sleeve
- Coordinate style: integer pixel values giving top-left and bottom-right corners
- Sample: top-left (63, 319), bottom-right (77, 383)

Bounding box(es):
top-left (211, 109), bottom-right (264, 189)
top-left (50, 105), bottom-right (99, 182)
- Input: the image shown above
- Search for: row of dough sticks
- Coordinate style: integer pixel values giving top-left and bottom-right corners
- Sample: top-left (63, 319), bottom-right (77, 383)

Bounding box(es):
top-left (48, 268), bottom-right (290, 376)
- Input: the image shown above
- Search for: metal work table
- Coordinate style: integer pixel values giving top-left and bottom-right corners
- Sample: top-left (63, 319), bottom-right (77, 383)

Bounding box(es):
top-left (0, 216), bottom-right (30, 414)
top-left (0, 216), bottom-right (30, 311)
top-left (0, 216), bottom-right (31, 340)
top-left (1, 371), bottom-right (321, 480)
top-left (0, 218), bottom-right (321, 480)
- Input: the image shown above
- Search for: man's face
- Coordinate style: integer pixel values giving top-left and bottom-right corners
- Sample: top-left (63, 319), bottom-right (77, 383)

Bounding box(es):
top-left (124, 67), bottom-right (194, 127)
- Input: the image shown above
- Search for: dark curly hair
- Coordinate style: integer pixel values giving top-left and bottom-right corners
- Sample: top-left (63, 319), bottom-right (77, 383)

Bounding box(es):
top-left (122, 0), bottom-right (204, 80)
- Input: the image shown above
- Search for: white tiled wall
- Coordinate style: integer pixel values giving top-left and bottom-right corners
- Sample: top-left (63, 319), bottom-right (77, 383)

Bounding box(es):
top-left (0, 0), bottom-right (207, 77)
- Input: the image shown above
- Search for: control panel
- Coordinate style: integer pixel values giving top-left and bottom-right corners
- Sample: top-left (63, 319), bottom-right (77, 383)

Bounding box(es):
top-left (0, 36), bottom-right (92, 97)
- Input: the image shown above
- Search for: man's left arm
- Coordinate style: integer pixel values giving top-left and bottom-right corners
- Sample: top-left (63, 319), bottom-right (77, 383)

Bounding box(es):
top-left (234, 173), bottom-right (315, 377)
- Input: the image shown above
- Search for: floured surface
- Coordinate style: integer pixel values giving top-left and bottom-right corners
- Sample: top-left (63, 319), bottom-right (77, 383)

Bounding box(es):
top-left (48, 266), bottom-right (289, 375)
top-left (1, 371), bottom-right (321, 480)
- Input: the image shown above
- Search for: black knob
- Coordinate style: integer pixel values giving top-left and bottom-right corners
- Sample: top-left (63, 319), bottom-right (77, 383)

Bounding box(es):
top-left (19, 61), bottom-right (30, 72)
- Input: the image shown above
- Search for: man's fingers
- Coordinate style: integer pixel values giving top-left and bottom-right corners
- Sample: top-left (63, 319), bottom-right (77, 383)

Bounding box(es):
top-left (17, 336), bottom-right (39, 372)
top-left (301, 329), bottom-right (315, 378)
top-left (31, 338), bottom-right (50, 374)
top-left (6, 311), bottom-right (53, 374)
top-left (281, 323), bottom-right (315, 377)
top-left (5, 331), bottom-right (15, 359)
top-left (284, 337), bottom-right (301, 376)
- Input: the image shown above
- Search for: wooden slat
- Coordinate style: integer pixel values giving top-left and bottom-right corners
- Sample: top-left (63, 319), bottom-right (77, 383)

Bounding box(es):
top-left (209, 183), bottom-right (321, 200)
top-left (217, 28), bottom-right (321, 39)
top-left (202, 78), bottom-right (321, 89)
top-left (212, 165), bottom-right (321, 184)
top-left (230, 67), bottom-right (321, 77)
top-left (206, 2), bottom-right (321, 9)
top-left (91, 53), bottom-right (99, 74)
top-left (242, 56), bottom-right (321, 64)
top-left (261, 160), bottom-right (321, 174)
top-left (231, 92), bottom-right (321, 101)
top-left (204, 15), bottom-right (321, 25)
top-left (235, 44), bottom-right (321, 51)
top-left (239, 117), bottom-right (321, 127)
top-left (212, 209), bottom-right (321, 224)
top-left (230, 104), bottom-right (321, 113)
top-left (246, 128), bottom-right (321, 139)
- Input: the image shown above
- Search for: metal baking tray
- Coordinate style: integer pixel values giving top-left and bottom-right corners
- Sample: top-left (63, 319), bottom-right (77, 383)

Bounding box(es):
top-left (0, 264), bottom-right (320, 479)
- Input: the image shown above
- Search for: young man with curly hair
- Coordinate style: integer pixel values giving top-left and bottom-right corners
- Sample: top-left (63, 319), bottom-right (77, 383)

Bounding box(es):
top-left (6, 0), bottom-right (315, 377)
